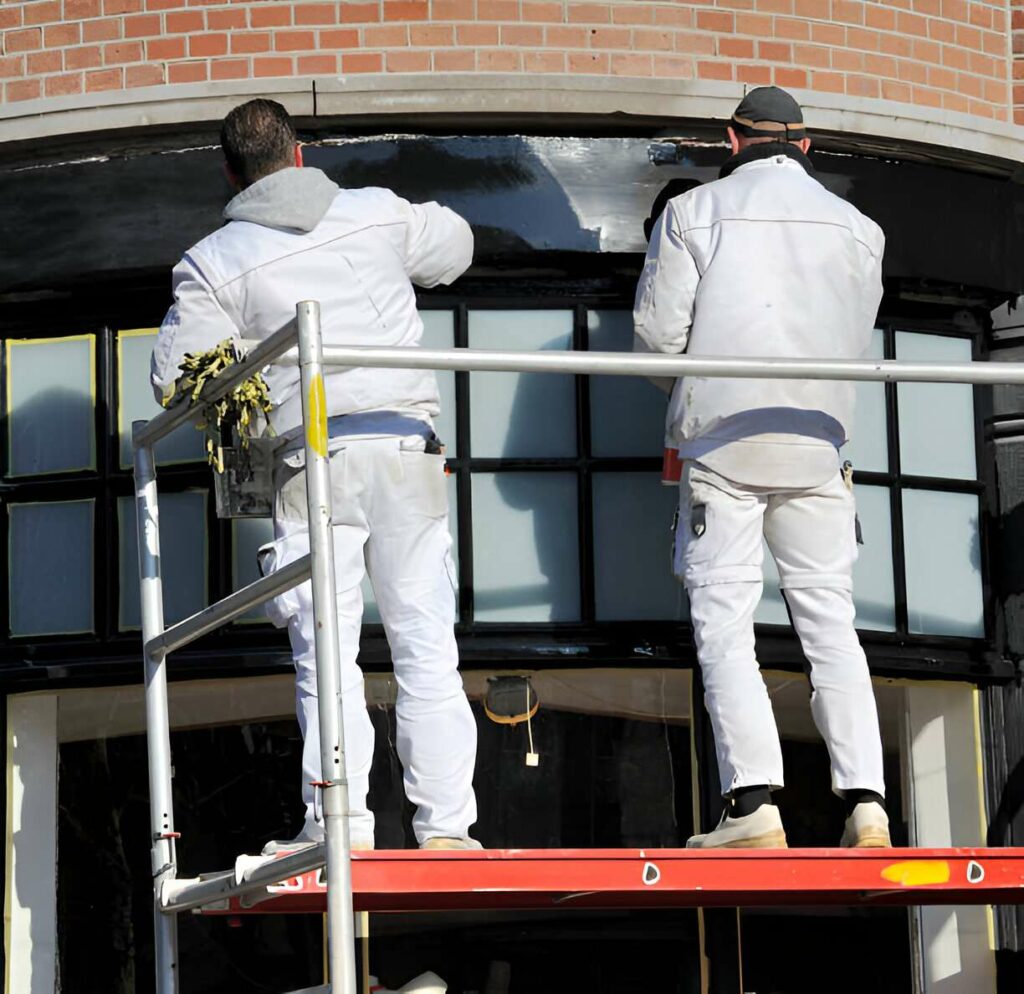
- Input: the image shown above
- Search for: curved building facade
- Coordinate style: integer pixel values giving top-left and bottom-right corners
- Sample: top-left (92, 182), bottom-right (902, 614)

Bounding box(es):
top-left (2, 3), bottom-right (1024, 993)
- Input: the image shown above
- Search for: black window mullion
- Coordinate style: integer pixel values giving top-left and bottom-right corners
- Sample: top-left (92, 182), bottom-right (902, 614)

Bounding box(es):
top-left (454, 302), bottom-right (474, 625)
top-left (884, 322), bottom-right (911, 636)
top-left (96, 325), bottom-right (115, 641)
top-left (575, 303), bottom-right (595, 624)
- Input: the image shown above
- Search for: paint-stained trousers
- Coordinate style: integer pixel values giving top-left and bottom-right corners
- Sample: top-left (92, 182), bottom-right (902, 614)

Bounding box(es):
top-left (262, 435), bottom-right (478, 847)
top-left (675, 462), bottom-right (885, 798)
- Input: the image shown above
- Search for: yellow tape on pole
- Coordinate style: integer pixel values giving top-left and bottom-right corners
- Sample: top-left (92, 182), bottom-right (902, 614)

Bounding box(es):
top-left (307, 373), bottom-right (328, 458)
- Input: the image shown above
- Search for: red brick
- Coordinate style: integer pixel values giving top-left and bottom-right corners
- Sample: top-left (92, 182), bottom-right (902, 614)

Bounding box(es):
top-left (631, 28), bottom-right (673, 50)
top-left (146, 0), bottom-right (183, 8)
top-left (385, 49), bottom-right (430, 71)
top-left (793, 0), bottom-right (828, 17)
top-left (718, 37), bottom-right (755, 59)
top-left (588, 26), bottom-right (630, 47)
top-left (499, 24), bottom-right (542, 45)
top-left (653, 53), bottom-right (694, 78)
top-left (190, 33), bottom-right (229, 57)
top-left (696, 10), bottom-right (734, 31)
top-left (365, 24), bottom-right (409, 45)
top-left (274, 30), bottom-right (316, 51)
top-left (737, 63), bottom-right (772, 84)
top-left (610, 51), bottom-right (653, 75)
top-left (211, 57), bottom-right (250, 79)
top-left (45, 71), bottom-right (83, 95)
top-left (735, 12), bottom-right (774, 36)
top-left (253, 56), bottom-right (294, 76)
top-left (230, 32), bottom-right (272, 54)
top-left (758, 40), bottom-right (792, 61)
top-left (340, 2), bottom-right (381, 22)
top-left (207, 8), bottom-right (247, 30)
top-left (792, 43), bottom-right (830, 67)
top-left (928, 17), bottom-right (955, 42)
top-left (810, 70), bottom-right (844, 92)
top-left (104, 41), bottom-right (143, 64)
top-left (653, 5), bottom-right (693, 27)
top-left (955, 24), bottom-right (981, 49)
top-left (958, 71), bottom-right (983, 97)
top-left (833, 46), bottom-right (864, 70)
top-left (124, 13), bottom-right (160, 37)
top-left (912, 38), bottom-right (941, 63)
top-left (914, 0), bottom-right (941, 15)
top-left (85, 66), bottom-right (122, 90)
top-left (147, 36), bottom-right (186, 59)
top-left (125, 62), bottom-right (163, 86)
top-left (983, 30), bottom-right (1005, 56)
top-left (897, 57), bottom-right (928, 83)
top-left (940, 0), bottom-right (966, 21)
top-left (523, 48), bottom-right (566, 70)
top-left (0, 55), bottom-right (24, 78)
top-left (881, 78), bottom-right (913, 102)
top-left (912, 85), bottom-right (943, 108)
top-left (432, 0), bottom-right (474, 14)
top-left (4, 28), bottom-right (43, 53)
top-left (774, 66), bottom-right (807, 87)
top-left (568, 50), bottom-right (610, 73)
top-left (0, 7), bottom-right (23, 30)
top-left (167, 60), bottom-right (208, 82)
top-left (320, 28), bottom-right (360, 48)
top-left (896, 11), bottom-right (928, 36)
top-left (697, 60), bottom-right (734, 80)
top-left (478, 48), bottom-right (522, 70)
top-left (44, 22), bottom-right (81, 46)
top-left (341, 51), bottom-right (383, 71)
top-left (864, 53), bottom-right (897, 76)
top-left (968, 51), bottom-right (998, 78)
top-left (23, 1), bottom-right (61, 26)
top-left (294, 3), bottom-right (339, 25)
top-left (942, 91), bottom-right (971, 114)
top-left (6, 78), bottom-right (42, 101)
top-left (384, 0), bottom-right (429, 20)
top-left (65, 45), bottom-right (103, 69)
top-left (477, 0), bottom-right (519, 20)
top-left (847, 74), bottom-right (880, 98)
top-left (847, 27), bottom-right (881, 51)
top-left (27, 50), bottom-right (62, 74)
top-left (865, 5), bottom-right (896, 30)
top-left (104, 0), bottom-right (141, 13)
top-left (757, 0), bottom-right (793, 13)
top-left (458, 23), bottom-right (499, 44)
top-left (82, 17), bottom-right (123, 41)
top-left (984, 78), bottom-right (1007, 103)
top-left (434, 49), bottom-right (477, 71)
top-left (775, 17), bottom-right (810, 40)
top-left (250, 5), bottom-right (292, 28)
top-left (568, 2), bottom-right (612, 22)
top-left (611, 3), bottom-right (655, 26)
top-left (297, 53), bottom-right (337, 72)
top-left (878, 31), bottom-right (912, 57)
top-left (166, 10), bottom-right (203, 33)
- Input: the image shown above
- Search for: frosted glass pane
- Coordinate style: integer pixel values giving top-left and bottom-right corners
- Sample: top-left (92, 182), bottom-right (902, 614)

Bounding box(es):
top-left (9, 500), bottom-right (93, 635)
top-left (468, 310), bottom-right (575, 457)
top-left (119, 491), bottom-right (208, 629)
top-left (902, 489), bottom-right (984, 637)
top-left (593, 473), bottom-right (688, 620)
top-left (232, 516), bottom-right (275, 624)
top-left (897, 333), bottom-right (976, 479)
top-left (588, 311), bottom-right (667, 458)
top-left (852, 485), bottom-right (896, 632)
top-left (363, 473), bottom-right (459, 624)
top-left (118, 330), bottom-right (205, 467)
top-left (7, 337), bottom-right (94, 476)
top-left (844, 329), bottom-right (887, 473)
top-left (419, 310), bottom-right (457, 452)
top-left (472, 472), bottom-right (580, 621)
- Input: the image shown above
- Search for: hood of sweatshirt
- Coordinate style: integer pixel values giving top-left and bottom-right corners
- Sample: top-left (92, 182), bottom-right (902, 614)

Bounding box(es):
top-left (223, 167), bottom-right (340, 233)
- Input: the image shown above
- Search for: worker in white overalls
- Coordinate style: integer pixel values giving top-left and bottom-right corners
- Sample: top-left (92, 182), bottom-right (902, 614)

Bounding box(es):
top-left (634, 87), bottom-right (891, 849)
top-left (152, 99), bottom-right (480, 853)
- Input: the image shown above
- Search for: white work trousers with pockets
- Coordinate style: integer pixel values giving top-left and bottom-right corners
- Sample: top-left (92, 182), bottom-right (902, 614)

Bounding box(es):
top-left (265, 435), bottom-right (478, 847)
top-left (675, 462), bottom-right (885, 799)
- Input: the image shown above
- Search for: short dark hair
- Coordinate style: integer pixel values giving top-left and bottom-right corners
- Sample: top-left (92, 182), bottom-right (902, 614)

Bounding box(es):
top-left (220, 99), bottom-right (297, 188)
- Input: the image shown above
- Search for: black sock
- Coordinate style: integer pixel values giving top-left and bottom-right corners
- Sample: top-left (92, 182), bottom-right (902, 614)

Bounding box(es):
top-left (729, 785), bottom-right (772, 818)
top-left (844, 789), bottom-right (884, 817)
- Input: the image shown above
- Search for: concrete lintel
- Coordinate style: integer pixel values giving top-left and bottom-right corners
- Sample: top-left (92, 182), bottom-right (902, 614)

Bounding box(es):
top-left (1, 73), bottom-right (1023, 168)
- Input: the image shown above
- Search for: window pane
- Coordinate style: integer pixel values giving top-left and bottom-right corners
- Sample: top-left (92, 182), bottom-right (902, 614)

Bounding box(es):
top-left (588, 310), bottom-right (666, 458)
top-left (593, 473), bottom-right (688, 620)
top-left (7, 336), bottom-right (95, 477)
top-left (419, 311), bottom-right (457, 453)
top-left (902, 489), bottom-right (984, 637)
top-left (896, 333), bottom-right (976, 479)
top-left (844, 328), bottom-right (887, 473)
top-left (119, 491), bottom-right (208, 629)
top-left (117, 329), bottom-right (205, 468)
top-left (471, 472), bottom-right (580, 621)
top-left (232, 517), bottom-right (275, 624)
top-left (468, 310), bottom-right (575, 458)
top-left (363, 473), bottom-right (459, 623)
top-left (9, 500), bottom-right (93, 635)
top-left (755, 539), bottom-right (789, 625)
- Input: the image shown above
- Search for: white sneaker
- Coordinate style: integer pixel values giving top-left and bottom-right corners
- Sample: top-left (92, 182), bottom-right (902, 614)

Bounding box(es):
top-left (686, 804), bottom-right (787, 849)
top-left (419, 836), bottom-right (484, 851)
top-left (840, 801), bottom-right (891, 848)
top-left (261, 826), bottom-right (374, 856)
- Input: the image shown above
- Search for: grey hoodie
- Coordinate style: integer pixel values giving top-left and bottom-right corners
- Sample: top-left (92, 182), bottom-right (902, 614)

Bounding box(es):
top-left (223, 166), bottom-right (340, 234)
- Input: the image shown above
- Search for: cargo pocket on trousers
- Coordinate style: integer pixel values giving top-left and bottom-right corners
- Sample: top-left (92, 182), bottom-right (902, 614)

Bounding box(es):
top-left (400, 450), bottom-right (449, 518)
top-left (257, 535), bottom-right (306, 628)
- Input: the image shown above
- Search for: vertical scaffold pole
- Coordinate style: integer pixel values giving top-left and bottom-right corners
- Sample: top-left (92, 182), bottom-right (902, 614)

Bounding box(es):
top-left (132, 429), bottom-right (179, 994)
top-left (296, 300), bottom-right (358, 994)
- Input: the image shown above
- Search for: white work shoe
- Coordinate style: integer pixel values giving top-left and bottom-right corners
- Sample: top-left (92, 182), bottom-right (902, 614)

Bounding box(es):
top-left (419, 836), bottom-right (484, 851)
top-left (368, 972), bottom-right (447, 993)
top-left (840, 801), bottom-right (891, 848)
top-left (686, 804), bottom-right (788, 849)
top-left (261, 825), bottom-right (374, 856)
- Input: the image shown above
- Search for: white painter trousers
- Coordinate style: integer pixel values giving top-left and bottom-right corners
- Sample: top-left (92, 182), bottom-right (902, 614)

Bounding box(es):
top-left (264, 435), bottom-right (478, 847)
top-left (675, 462), bottom-right (885, 799)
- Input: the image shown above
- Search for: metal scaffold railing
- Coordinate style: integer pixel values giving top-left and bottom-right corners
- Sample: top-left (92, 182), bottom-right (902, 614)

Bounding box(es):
top-left (134, 306), bottom-right (1024, 994)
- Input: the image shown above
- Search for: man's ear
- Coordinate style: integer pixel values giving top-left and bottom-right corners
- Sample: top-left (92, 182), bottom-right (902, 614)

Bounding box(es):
top-left (223, 160), bottom-right (242, 192)
top-left (726, 126), bottom-right (741, 157)
top-left (295, 144), bottom-right (304, 168)
top-left (797, 137), bottom-right (811, 154)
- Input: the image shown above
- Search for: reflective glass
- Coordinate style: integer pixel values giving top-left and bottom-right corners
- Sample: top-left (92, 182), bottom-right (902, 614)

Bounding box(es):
top-left (419, 310), bottom-right (457, 453)
top-left (471, 472), bottom-right (580, 622)
top-left (232, 517), bottom-right (275, 624)
top-left (468, 310), bottom-right (575, 458)
top-left (592, 473), bottom-right (688, 620)
top-left (587, 311), bottom-right (667, 458)
top-left (843, 328), bottom-right (888, 473)
top-left (117, 330), bottom-right (205, 467)
top-left (896, 333), bottom-right (976, 479)
top-left (7, 336), bottom-right (95, 477)
top-left (902, 489), bottom-right (984, 637)
top-left (119, 491), bottom-right (208, 629)
top-left (9, 500), bottom-right (93, 635)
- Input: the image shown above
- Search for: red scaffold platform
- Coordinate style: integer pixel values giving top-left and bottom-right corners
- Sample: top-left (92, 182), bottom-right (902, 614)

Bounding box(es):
top-left (198, 847), bottom-right (1024, 915)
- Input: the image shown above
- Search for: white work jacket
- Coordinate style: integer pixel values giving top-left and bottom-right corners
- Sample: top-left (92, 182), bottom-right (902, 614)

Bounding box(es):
top-left (634, 149), bottom-right (885, 487)
top-left (152, 167), bottom-right (473, 436)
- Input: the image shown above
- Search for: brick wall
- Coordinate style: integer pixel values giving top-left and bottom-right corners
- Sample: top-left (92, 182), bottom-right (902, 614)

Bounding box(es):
top-left (0, 0), bottom-right (1013, 123)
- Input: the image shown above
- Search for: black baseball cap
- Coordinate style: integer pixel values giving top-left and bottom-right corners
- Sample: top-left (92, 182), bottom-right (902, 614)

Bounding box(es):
top-left (731, 86), bottom-right (806, 141)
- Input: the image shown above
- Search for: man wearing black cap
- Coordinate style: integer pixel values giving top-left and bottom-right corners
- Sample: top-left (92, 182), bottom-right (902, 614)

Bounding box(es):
top-left (634, 87), bottom-right (889, 849)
